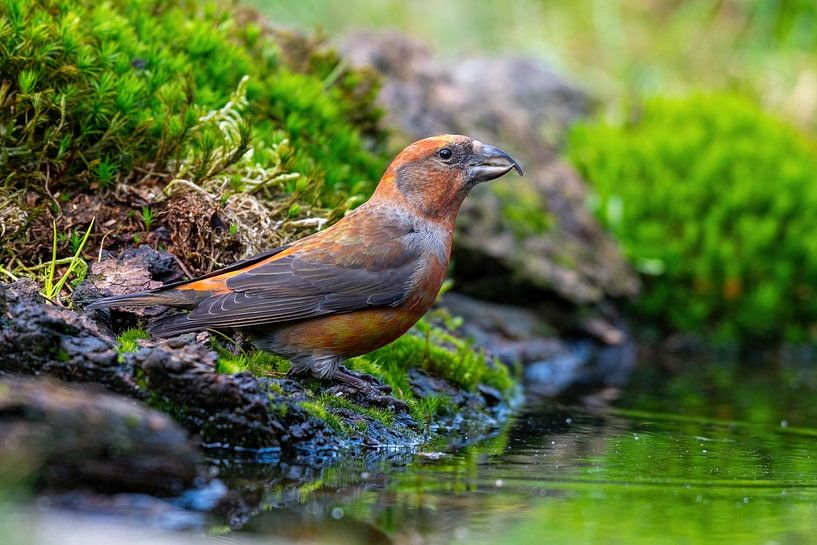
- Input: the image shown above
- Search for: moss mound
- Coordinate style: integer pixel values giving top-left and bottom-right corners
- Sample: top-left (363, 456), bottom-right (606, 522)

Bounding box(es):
top-left (569, 94), bottom-right (817, 344)
top-left (1, 0), bottom-right (388, 279)
top-left (206, 314), bottom-right (515, 428)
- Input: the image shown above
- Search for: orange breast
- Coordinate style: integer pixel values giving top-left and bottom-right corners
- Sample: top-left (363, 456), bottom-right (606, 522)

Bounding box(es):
top-left (272, 306), bottom-right (426, 358)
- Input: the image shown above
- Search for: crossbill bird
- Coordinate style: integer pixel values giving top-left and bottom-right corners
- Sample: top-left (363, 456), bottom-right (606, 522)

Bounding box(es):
top-left (88, 135), bottom-right (522, 393)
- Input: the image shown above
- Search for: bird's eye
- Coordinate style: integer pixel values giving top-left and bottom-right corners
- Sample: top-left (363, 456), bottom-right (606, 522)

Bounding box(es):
top-left (438, 148), bottom-right (453, 160)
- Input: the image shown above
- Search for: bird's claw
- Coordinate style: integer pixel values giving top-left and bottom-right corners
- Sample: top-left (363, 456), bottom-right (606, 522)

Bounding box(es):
top-left (336, 366), bottom-right (392, 393)
top-left (369, 393), bottom-right (409, 412)
top-left (325, 382), bottom-right (408, 413)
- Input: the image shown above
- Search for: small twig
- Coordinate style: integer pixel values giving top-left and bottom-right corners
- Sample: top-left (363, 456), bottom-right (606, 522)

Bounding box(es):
top-left (43, 164), bottom-right (61, 214)
top-left (164, 178), bottom-right (214, 197)
top-left (0, 266), bottom-right (19, 281)
top-left (17, 257), bottom-right (76, 271)
top-left (206, 328), bottom-right (246, 356)
top-left (97, 231), bottom-right (110, 262)
top-left (171, 253), bottom-right (194, 280)
top-left (39, 293), bottom-right (58, 306)
top-left (287, 217), bottom-right (329, 230)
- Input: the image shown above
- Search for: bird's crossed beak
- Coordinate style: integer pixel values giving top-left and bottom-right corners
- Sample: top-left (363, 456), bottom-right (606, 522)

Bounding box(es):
top-left (466, 140), bottom-right (524, 186)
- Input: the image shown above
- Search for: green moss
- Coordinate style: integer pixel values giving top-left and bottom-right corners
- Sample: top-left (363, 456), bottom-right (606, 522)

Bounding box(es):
top-left (208, 316), bottom-right (513, 432)
top-left (411, 394), bottom-right (454, 426)
top-left (115, 328), bottom-right (149, 355)
top-left (348, 318), bottom-right (515, 414)
top-left (215, 349), bottom-right (291, 376)
top-left (0, 0), bottom-right (387, 217)
top-left (569, 94), bottom-right (817, 344)
top-left (317, 394), bottom-right (395, 427)
top-left (355, 319), bottom-right (513, 394)
top-left (299, 400), bottom-right (350, 434)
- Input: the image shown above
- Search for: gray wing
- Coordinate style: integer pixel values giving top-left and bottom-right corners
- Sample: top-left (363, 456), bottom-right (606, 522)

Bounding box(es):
top-left (150, 248), bottom-right (420, 335)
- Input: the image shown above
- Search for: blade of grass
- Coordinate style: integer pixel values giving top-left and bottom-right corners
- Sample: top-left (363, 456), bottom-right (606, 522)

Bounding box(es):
top-left (50, 218), bottom-right (94, 299)
top-left (42, 220), bottom-right (57, 299)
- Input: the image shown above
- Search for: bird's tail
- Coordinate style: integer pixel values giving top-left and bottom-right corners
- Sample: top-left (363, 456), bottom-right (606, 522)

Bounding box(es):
top-left (146, 311), bottom-right (199, 338)
top-left (84, 289), bottom-right (199, 310)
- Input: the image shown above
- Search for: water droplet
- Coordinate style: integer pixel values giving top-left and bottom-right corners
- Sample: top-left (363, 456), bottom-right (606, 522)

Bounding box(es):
top-left (565, 418), bottom-right (572, 424)
top-left (743, 497), bottom-right (750, 504)
top-left (781, 420), bottom-right (789, 428)
top-left (495, 479), bottom-right (504, 487)
top-left (331, 507), bottom-right (344, 519)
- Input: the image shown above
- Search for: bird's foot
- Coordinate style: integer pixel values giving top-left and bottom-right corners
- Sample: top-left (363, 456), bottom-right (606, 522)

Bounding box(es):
top-left (327, 368), bottom-right (408, 412)
top-left (336, 365), bottom-right (392, 394)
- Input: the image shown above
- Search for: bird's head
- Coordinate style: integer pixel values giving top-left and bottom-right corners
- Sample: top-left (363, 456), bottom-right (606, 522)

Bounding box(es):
top-left (373, 135), bottom-right (523, 220)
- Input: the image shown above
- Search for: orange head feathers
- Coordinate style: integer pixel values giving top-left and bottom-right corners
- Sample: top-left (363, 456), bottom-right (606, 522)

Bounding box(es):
top-left (372, 135), bottom-right (523, 222)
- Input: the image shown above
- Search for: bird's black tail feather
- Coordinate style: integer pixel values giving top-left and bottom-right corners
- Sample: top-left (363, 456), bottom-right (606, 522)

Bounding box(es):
top-left (84, 288), bottom-right (199, 310)
top-left (146, 312), bottom-right (199, 338)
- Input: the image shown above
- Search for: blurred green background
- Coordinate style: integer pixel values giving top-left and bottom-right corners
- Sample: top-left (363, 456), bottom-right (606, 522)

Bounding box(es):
top-left (252, 0), bottom-right (817, 127)
top-left (252, 0), bottom-right (817, 346)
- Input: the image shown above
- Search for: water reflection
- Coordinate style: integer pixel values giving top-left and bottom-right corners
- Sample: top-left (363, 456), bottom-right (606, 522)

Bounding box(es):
top-left (232, 362), bottom-right (817, 545)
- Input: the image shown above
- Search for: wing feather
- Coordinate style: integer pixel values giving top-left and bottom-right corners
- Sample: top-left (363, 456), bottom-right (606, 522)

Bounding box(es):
top-left (155, 244), bottom-right (420, 333)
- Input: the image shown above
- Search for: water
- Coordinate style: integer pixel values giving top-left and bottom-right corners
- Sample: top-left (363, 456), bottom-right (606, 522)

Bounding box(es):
top-left (9, 360), bottom-right (817, 544)
top-left (229, 361), bottom-right (817, 545)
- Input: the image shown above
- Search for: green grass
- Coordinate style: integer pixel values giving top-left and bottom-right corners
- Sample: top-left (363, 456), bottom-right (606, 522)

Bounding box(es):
top-left (40, 219), bottom-right (94, 304)
top-left (140, 206), bottom-right (154, 231)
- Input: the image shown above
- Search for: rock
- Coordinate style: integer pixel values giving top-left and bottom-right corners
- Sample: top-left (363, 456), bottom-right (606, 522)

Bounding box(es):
top-left (342, 34), bottom-right (588, 154)
top-left (123, 337), bottom-right (297, 451)
top-left (0, 280), bottom-right (433, 457)
top-left (0, 284), bottom-right (332, 452)
top-left (340, 31), bottom-right (639, 306)
top-left (0, 277), bottom-right (41, 307)
top-left (440, 293), bottom-right (635, 397)
top-left (0, 377), bottom-right (200, 496)
top-left (2, 249), bottom-right (515, 473)
top-left (0, 281), bottom-right (138, 395)
top-left (73, 245), bottom-right (185, 327)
